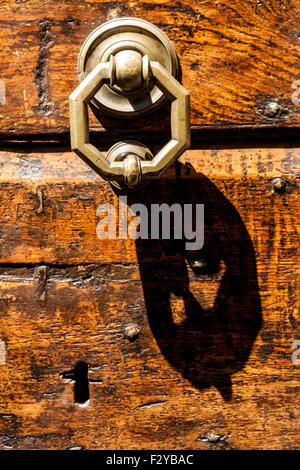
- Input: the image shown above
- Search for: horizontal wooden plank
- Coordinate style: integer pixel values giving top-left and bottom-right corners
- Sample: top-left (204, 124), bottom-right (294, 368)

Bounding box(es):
top-left (0, 0), bottom-right (300, 134)
top-left (0, 147), bottom-right (298, 264)
top-left (0, 258), bottom-right (298, 449)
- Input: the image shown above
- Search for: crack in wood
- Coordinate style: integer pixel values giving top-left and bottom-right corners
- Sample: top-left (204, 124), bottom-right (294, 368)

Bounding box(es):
top-left (32, 19), bottom-right (56, 116)
top-left (135, 401), bottom-right (167, 410)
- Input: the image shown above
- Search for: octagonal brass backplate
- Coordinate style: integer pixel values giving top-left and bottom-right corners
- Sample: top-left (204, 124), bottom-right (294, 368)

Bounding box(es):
top-left (78, 17), bottom-right (178, 117)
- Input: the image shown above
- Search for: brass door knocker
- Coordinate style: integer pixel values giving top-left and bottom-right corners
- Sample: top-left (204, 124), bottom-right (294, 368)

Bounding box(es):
top-left (69, 18), bottom-right (190, 189)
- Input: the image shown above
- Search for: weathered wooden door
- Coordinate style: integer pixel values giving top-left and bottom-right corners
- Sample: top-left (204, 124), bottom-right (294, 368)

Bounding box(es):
top-left (0, 1), bottom-right (299, 450)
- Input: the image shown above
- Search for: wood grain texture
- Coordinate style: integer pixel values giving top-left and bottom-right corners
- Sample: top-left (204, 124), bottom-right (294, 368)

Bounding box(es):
top-left (0, 0), bottom-right (300, 135)
top-left (0, 263), bottom-right (298, 450)
top-left (0, 146), bottom-right (299, 449)
top-left (0, 146), bottom-right (298, 263)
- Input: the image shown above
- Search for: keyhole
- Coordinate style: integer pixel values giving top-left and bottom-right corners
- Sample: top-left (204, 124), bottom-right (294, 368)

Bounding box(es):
top-left (61, 361), bottom-right (90, 407)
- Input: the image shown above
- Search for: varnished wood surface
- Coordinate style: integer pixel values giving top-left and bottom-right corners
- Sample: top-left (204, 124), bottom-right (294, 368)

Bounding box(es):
top-left (0, 146), bottom-right (299, 449)
top-left (0, 146), bottom-right (298, 263)
top-left (0, 0), bottom-right (299, 452)
top-left (0, 0), bottom-right (300, 135)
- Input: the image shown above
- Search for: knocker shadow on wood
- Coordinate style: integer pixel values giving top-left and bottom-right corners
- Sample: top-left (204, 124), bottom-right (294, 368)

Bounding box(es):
top-left (126, 163), bottom-right (262, 401)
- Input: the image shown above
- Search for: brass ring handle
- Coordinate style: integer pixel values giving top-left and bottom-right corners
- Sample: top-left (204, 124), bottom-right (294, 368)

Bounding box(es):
top-left (69, 20), bottom-right (190, 189)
